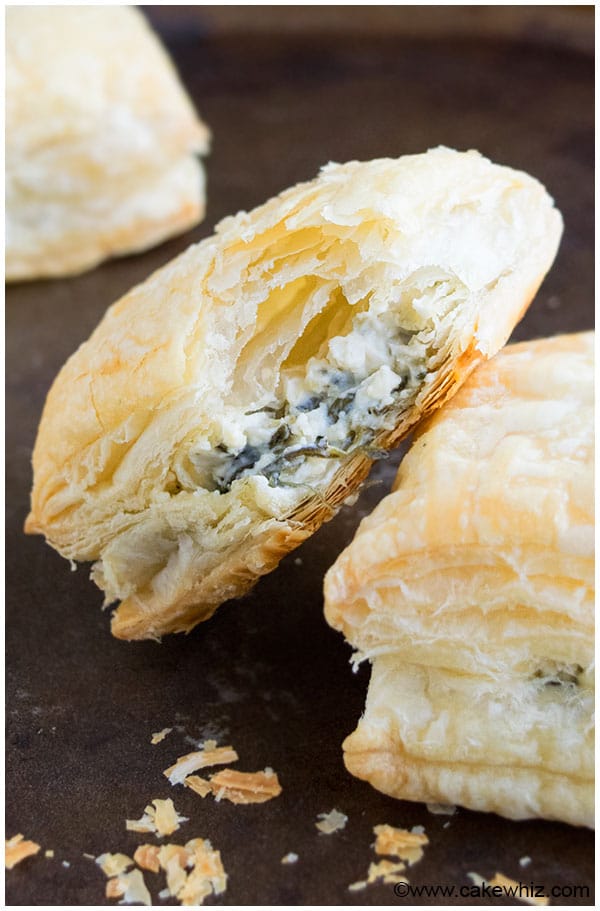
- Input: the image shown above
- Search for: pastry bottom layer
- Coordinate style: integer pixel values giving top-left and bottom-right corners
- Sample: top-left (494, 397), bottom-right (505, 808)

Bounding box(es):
top-left (6, 156), bottom-right (204, 281)
top-left (344, 656), bottom-right (594, 827)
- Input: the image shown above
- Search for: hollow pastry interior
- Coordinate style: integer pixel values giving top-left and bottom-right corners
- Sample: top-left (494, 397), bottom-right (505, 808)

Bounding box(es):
top-left (170, 268), bottom-right (463, 496)
top-left (91, 265), bottom-right (470, 614)
top-left (325, 332), bottom-right (594, 826)
top-left (27, 149), bottom-right (563, 638)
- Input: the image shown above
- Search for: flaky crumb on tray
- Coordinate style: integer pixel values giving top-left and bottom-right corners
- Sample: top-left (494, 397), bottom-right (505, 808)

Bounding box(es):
top-left (164, 744), bottom-right (239, 785)
top-left (488, 872), bottom-right (549, 906)
top-left (5, 833), bottom-right (41, 869)
top-left (126, 798), bottom-right (188, 837)
top-left (316, 809), bottom-right (348, 834)
top-left (95, 852), bottom-right (134, 876)
top-left (151, 727), bottom-right (173, 745)
top-left (133, 844), bottom-right (161, 873)
top-left (348, 823), bottom-right (427, 892)
top-left (348, 880), bottom-right (368, 892)
top-left (106, 869), bottom-right (152, 906)
top-left (209, 768), bottom-right (282, 804)
top-left (374, 824), bottom-right (428, 865)
top-left (171, 838), bottom-right (227, 906)
top-left (184, 775), bottom-right (213, 798)
top-left (426, 802), bottom-right (456, 816)
top-left (102, 837), bottom-right (227, 907)
top-left (367, 859), bottom-right (408, 885)
top-left (468, 871), bottom-right (549, 906)
top-left (184, 768), bottom-right (282, 804)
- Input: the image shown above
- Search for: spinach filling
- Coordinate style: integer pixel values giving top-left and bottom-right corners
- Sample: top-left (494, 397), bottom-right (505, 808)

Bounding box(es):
top-left (533, 663), bottom-right (584, 688)
top-left (211, 362), bottom-right (422, 494)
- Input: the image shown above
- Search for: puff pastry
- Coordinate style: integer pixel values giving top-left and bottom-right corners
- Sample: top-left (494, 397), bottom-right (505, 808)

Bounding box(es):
top-left (26, 148), bottom-right (562, 639)
top-left (324, 332), bottom-right (594, 827)
top-left (6, 6), bottom-right (210, 281)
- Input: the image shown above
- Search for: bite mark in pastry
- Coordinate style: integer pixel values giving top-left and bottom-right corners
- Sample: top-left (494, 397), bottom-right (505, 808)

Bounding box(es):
top-left (324, 332), bottom-right (594, 827)
top-left (6, 6), bottom-right (210, 282)
top-left (25, 148), bottom-right (562, 639)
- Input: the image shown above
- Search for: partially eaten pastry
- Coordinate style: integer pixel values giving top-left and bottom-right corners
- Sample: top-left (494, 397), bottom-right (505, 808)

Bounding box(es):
top-left (26, 148), bottom-right (562, 639)
top-left (325, 332), bottom-right (594, 827)
top-left (6, 6), bottom-right (210, 281)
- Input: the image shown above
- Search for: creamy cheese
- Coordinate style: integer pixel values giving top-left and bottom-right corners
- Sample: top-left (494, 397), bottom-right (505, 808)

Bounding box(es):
top-left (172, 272), bottom-right (454, 496)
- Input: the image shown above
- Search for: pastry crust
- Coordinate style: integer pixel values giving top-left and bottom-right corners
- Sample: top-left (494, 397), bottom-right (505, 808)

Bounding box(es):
top-left (324, 332), bottom-right (594, 827)
top-left (6, 6), bottom-right (210, 282)
top-left (26, 148), bottom-right (562, 639)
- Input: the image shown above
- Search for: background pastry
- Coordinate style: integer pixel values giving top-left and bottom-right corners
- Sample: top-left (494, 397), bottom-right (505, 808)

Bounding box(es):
top-left (324, 332), bottom-right (594, 827)
top-left (6, 6), bottom-right (210, 282)
top-left (26, 148), bottom-right (562, 639)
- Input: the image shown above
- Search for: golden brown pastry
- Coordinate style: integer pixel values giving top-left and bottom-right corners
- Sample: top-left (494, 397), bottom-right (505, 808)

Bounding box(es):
top-left (6, 6), bottom-right (209, 281)
top-left (325, 332), bottom-right (594, 827)
top-left (26, 148), bottom-right (562, 639)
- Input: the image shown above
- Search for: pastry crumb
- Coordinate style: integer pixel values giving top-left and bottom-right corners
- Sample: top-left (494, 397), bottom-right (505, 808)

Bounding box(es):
top-left (157, 843), bottom-right (189, 874)
top-left (348, 831), bottom-right (411, 893)
top-left (96, 852), bottom-right (134, 876)
top-left (126, 798), bottom-right (188, 837)
top-left (184, 768), bottom-right (281, 804)
top-left (106, 869), bottom-right (151, 906)
top-left (467, 872), bottom-right (487, 888)
top-left (164, 745), bottom-right (238, 785)
top-left (44, 849), bottom-right (54, 858)
top-left (374, 824), bottom-right (428, 865)
top-left (316, 808), bottom-right (348, 834)
top-left (99, 836), bottom-right (226, 905)
top-left (208, 768), bottom-right (282, 804)
top-left (162, 850), bottom-right (187, 897)
top-left (106, 877), bottom-right (125, 899)
top-left (348, 880), bottom-right (368, 891)
top-left (83, 852), bottom-right (95, 860)
top-left (367, 858), bottom-right (407, 885)
top-left (151, 728), bottom-right (173, 745)
top-left (184, 775), bottom-right (212, 798)
top-left (468, 871), bottom-right (549, 906)
top-left (5, 834), bottom-right (41, 869)
top-left (175, 838), bottom-right (227, 905)
top-left (133, 844), bottom-right (161, 873)
top-left (488, 872), bottom-right (549, 906)
top-left (125, 810), bottom-right (156, 835)
top-left (426, 802), bottom-right (456, 816)
top-left (281, 852), bottom-right (298, 864)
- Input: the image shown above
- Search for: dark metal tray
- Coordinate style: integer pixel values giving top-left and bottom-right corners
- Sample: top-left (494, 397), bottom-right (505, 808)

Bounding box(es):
top-left (6, 8), bottom-right (594, 905)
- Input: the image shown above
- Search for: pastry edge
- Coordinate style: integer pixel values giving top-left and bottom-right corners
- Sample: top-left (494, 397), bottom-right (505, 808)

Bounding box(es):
top-left (6, 159), bottom-right (206, 283)
top-left (343, 742), bottom-right (594, 828)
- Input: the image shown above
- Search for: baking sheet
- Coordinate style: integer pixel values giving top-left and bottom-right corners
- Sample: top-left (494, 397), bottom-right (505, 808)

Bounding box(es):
top-left (6, 9), bottom-right (594, 905)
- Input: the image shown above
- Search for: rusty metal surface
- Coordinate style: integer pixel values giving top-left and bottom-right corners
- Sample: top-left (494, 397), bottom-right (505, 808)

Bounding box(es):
top-left (6, 10), bottom-right (594, 905)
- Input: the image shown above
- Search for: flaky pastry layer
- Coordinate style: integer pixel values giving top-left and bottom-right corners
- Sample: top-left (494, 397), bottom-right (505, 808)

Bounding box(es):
top-left (6, 7), bottom-right (210, 281)
top-left (26, 148), bottom-right (562, 638)
top-left (344, 657), bottom-right (593, 827)
top-left (325, 333), bottom-right (594, 826)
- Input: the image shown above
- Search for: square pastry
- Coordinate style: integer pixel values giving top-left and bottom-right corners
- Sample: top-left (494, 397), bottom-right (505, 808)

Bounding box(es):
top-left (325, 332), bottom-right (594, 827)
top-left (27, 149), bottom-right (561, 639)
top-left (6, 6), bottom-right (210, 281)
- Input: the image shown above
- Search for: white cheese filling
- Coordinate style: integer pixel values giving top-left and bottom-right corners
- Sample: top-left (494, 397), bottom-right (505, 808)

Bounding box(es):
top-left (171, 267), bottom-right (466, 497)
